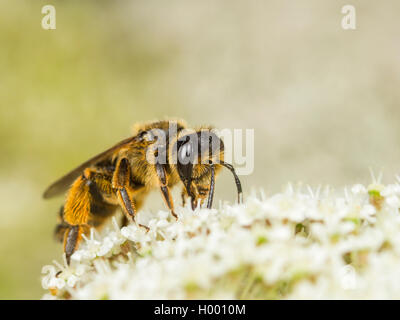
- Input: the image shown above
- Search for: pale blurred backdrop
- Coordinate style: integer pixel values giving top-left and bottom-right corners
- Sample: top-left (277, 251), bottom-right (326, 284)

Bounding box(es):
top-left (1, 0), bottom-right (400, 298)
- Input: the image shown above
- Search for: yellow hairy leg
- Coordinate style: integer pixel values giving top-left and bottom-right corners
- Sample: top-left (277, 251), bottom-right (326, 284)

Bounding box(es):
top-left (64, 174), bottom-right (91, 225)
top-left (62, 169), bottom-right (93, 264)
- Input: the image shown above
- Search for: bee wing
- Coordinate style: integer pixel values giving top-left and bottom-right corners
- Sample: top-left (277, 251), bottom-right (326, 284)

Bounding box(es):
top-left (43, 136), bottom-right (136, 199)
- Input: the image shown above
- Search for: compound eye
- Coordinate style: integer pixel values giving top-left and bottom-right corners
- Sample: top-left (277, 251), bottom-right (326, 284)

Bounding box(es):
top-left (178, 142), bottom-right (192, 164)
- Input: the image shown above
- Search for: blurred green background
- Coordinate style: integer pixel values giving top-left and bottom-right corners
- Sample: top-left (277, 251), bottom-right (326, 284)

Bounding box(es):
top-left (1, 0), bottom-right (400, 299)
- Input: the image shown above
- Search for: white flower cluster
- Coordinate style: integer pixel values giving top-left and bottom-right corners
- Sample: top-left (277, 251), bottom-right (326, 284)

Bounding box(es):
top-left (42, 178), bottom-right (400, 299)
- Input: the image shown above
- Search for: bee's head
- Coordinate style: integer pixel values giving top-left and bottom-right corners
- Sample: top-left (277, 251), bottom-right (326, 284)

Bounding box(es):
top-left (172, 129), bottom-right (224, 196)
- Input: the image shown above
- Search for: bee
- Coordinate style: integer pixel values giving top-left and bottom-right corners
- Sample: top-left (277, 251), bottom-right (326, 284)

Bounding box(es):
top-left (43, 119), bottom-right (243, 264)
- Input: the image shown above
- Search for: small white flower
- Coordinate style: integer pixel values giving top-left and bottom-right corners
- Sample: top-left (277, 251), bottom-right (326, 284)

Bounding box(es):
top-left (360, 204), bottom-right (376, 223)
top-left (386, 195), bottom-right (400, 209)
top-left (351, 184), bottom-right (367, 195)
top-left (340, 265), bottom-right (357, 290)
top-left (381, 184), bottom-right (400, 197)
top-left (41, 177), bottom-right (400, 300)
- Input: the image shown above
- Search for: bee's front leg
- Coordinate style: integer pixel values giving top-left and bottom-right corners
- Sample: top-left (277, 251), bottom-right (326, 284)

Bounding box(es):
top-left (206, 163), bottom-right (215, 209)
top-left (181, 189), bottom-right (187, 207)
top-left (156, 164), bottom-right (178, 220)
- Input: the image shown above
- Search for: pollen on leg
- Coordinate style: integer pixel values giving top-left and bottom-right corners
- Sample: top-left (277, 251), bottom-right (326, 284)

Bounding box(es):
top-left (64, 175), bottom-right (91, 225)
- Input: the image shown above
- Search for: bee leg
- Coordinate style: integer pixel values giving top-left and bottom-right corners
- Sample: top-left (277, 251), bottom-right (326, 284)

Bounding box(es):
top-left (113, 158), bottom-right (136, 222)
top-left (62, 170), bottom-right (94, 264)
top-left (188, 184), bottom-right (198, 211)
top-left (160, 185), bottom-right (178, 220)
top-left (156, 164), bottom-right (178, 220)
top-left (181, 189), bottom-right (187, 207)
top-left (206, 163), bottom-right (215, 209)
top-left (113, 158), bottom-right (149, 231)
top-left (63, 225), bottom-right (84, 264)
